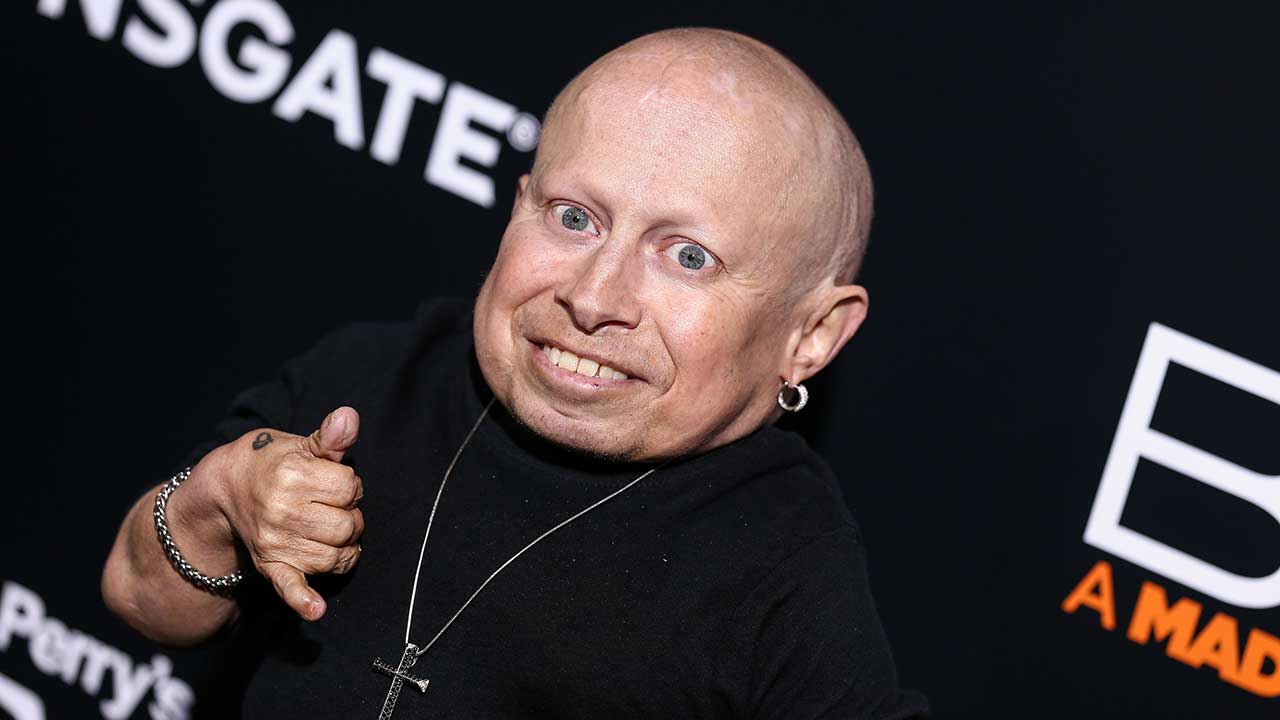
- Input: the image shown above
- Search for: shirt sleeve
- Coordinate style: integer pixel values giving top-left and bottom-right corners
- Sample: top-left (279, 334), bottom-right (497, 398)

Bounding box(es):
top-left (173, 373), bottom-right (293, 475)
top-left (172, 298), bottom-right (469, 474)
top-left (172, 321), bottom-right (381, 474)
top-left (727, 525), bottom-right (930, 720)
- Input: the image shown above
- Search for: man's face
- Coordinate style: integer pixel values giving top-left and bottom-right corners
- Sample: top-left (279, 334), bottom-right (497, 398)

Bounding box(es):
top-left (474, 67), bottom-right (800, 461)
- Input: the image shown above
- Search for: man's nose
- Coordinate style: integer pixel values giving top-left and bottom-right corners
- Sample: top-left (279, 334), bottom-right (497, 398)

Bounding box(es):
top-left (555, 238), bottom-right (642, 333)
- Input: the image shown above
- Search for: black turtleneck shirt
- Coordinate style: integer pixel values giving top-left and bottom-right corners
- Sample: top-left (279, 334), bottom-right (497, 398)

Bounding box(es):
top-left (181, 299), bottom-right (928, 719)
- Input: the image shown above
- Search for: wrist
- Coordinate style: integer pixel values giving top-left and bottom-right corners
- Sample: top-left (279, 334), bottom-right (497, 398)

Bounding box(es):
top-left (167, 453), bottom-right (242, 577)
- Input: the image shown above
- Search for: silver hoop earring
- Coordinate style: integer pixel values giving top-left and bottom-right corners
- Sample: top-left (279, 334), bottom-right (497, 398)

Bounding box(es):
top-left (777, 381), bottom-right (809, 412)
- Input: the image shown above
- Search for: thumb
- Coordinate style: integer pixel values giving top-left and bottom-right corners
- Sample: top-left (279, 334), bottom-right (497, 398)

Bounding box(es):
top-left (307, 406), bottom-right (360, 462)
top-left (259, 562), bottom-right (326, 621)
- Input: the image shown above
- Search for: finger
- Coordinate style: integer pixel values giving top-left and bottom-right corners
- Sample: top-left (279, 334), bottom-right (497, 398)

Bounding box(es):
top-left (303, 464), bottom-right (362, 508)
top-left (258, 561), bottom-right (325, 621)
top-left (297, 505), bottom-right (365, 547)
top-left (284, 538), bottom-right (364, 576)
top-left (330, 543), bottom-right (362, 575)
top-left (305, 406), bottom-right (361, 462)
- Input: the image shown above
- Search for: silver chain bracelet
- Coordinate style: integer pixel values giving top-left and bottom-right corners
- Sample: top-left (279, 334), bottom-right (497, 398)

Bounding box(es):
top-left (153, 467), bottom-right (243, 597)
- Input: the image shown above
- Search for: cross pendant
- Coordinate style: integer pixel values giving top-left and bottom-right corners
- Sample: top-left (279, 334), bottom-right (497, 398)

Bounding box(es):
top-left (372, 642), bottom-right (429, 719)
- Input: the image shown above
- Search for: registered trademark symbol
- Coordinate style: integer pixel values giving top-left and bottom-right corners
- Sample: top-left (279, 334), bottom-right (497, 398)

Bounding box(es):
top-left (507, 112), bottom-right (540, 152)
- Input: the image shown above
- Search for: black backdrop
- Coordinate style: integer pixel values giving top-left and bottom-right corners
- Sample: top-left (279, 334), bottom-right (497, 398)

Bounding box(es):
top-left (3, 2), bottom-right (1277, 718)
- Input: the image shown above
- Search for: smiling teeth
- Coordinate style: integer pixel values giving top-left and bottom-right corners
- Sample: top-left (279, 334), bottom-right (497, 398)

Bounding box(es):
top-left (542, 344), bottom-right (628, 380)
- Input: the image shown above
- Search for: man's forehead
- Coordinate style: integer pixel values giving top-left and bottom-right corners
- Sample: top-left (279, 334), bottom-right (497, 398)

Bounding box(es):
top-left (536, 124), bottom-right (783, 248)
top-left (536, 65), bottom-right (797, 226)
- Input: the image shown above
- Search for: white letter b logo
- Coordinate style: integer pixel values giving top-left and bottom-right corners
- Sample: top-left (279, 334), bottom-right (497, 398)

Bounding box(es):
top-left (1084, 323), bottom-right (1280, 609)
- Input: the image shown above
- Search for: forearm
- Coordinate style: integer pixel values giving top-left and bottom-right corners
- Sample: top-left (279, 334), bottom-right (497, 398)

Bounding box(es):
top-left (102, 451), bottom-right (243, 646)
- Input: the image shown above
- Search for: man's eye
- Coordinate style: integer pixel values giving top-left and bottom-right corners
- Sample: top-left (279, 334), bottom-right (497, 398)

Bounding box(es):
top-left (554, 205), bottom-right (597, 234)
top-left (666, 242), bottom-right (715, 271)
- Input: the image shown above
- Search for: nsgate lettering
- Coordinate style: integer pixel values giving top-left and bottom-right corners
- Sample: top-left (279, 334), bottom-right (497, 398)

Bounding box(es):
top-left (36, 0), bottom-right (541, 208)
top-left (1062, 560), bottom-right (1280, 698)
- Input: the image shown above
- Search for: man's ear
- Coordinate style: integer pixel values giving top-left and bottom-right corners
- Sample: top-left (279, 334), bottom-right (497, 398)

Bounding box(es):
top-left (785, 284), bottom-right (869, 385)
top-left (512, 173), bottom-right (530, 216)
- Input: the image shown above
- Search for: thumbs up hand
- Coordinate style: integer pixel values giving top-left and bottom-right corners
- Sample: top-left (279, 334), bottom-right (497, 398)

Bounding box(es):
top-left (215, 407), bottom-right (366, 621)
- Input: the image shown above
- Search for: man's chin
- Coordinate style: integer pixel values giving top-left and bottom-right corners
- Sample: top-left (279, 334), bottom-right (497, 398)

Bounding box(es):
top-left (504, 396), bottom-right (644, 463)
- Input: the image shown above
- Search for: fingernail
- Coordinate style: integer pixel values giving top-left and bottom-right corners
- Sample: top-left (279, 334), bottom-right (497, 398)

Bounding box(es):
top-left (307, 597), bottom-right (325, 621)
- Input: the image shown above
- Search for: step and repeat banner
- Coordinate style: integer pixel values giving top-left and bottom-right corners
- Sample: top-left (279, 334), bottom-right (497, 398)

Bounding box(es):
top-left (3, 2), bottom-right (1276, 718)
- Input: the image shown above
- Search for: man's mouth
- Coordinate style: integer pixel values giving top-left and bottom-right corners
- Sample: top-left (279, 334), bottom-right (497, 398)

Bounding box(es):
top-left (538, 343), bottom-right (630, 381)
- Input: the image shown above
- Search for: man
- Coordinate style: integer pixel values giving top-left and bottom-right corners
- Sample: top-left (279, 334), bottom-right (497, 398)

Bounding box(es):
top-left (103, 27), bottom-right (928, 719)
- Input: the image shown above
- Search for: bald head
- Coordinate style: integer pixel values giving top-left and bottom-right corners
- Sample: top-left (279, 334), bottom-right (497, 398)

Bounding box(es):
top-left (536, 27), bottom-right (873, 287)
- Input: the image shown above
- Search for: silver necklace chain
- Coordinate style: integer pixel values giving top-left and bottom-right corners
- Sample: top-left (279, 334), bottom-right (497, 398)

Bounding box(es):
top-left (402, 397), bottom-right (660, 657)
